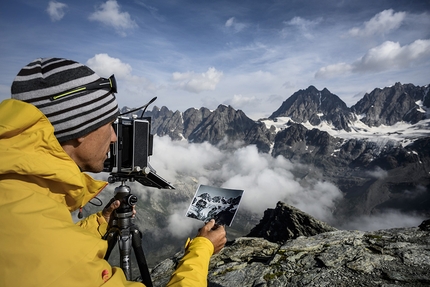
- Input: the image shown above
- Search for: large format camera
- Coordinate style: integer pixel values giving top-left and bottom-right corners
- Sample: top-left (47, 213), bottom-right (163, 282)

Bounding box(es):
top-left (102, 99), bottom-right (172, 286)
top-left (103, 115), bottom-right (174, 189)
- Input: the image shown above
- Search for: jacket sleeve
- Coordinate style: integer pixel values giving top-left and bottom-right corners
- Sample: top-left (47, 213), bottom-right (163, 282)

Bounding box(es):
top-left (166, 237), bottom-right (214, 287)
top-left (76, 211), bottom-right (108, 237)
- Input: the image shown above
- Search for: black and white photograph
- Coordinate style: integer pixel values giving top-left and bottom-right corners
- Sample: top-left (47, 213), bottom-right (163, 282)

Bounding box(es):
top-left (186, 185), bottom-right (244, 226)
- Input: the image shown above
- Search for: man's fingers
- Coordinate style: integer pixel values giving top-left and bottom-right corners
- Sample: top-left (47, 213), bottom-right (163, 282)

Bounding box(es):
top-left (196, 219), bottom-right (227, 254)
top-left (102, 200), bottom-right (120, 223)
top-left (112, 200), bottom-right (120, 209)
top-left (205, 219), bottom-right (215, 231)
top-left (104, 200), bottom-right (119, 213)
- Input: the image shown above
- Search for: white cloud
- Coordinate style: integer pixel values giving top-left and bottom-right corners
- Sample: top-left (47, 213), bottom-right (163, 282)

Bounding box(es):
top-left (167, 207), bottom-right (202, 238)
top-left (147, 136), bottom-right (343, 238)
top-left (223, 94), bottom-right (258, 109)
top-left (315, 62), bottom-right (352, 79)
top-left (366, 167), bottom-right (388, 179)
top-left (225, 17), bottom-right (234, 27)
top-left (86, 54), bottom-right (159, 104)
top-left (225, 17), bottom-right (247, 33)
top-left (353, 39), bottom-right (430, 72)
top-left (401, 185), bottom-right (427, 200)
top-left (340, 209), bottom-right (426, 231)
top-left (283, 16), bottom-right (322, 39)
top-left (88, 0), bottom-right (137, 36)
top-left (89, 136), bottom-right (425, 238)
top-left (46, 1), bottom-right (67, 22)
top-left (348, 9), bottom-right (406, 37)
top-left (86, 53), bottom-right (132, 79)
top-left (315, 39), bottom-right (430, 78)
top-left (172, 67), bottom-right (223, 93)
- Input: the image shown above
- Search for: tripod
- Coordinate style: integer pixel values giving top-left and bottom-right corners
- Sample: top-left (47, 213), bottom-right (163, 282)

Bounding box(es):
top-left (103, 181), bottom-right (153, 287)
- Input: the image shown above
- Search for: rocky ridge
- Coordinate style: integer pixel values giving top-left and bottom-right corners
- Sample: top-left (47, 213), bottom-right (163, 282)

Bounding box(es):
top-left (150, 202), bottom-right (430, 287)
top-left (247, 202), bottom-right (337, 243)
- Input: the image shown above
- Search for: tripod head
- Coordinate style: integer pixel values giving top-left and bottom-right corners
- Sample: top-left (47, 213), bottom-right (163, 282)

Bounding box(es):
top-left (104, 177), bottom-right (139, 225)
top-left (112, 183), bottom-right (137, 215)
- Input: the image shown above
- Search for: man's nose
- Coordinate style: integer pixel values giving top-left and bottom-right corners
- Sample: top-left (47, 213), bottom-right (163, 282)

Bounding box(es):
top-left (110, 125), bottom-right (117, 142)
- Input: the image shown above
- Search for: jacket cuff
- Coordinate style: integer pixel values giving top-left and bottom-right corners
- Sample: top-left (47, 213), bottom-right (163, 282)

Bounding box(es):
top-left (96, 211), bottom-right (108, 236)
top-left (185, 236), bottom-right (215, 255)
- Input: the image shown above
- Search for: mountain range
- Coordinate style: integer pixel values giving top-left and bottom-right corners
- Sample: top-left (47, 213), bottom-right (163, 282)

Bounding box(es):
top-left (125, 81), bottom-right (430, 222)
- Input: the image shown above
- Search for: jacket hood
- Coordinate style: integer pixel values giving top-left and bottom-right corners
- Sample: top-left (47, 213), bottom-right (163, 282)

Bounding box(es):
top-left (0, 99), bottom-right (107, 211)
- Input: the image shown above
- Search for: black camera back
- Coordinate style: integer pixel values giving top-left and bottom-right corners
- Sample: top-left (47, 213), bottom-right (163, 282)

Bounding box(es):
top-left (104, 116), bottom-right (152, 173)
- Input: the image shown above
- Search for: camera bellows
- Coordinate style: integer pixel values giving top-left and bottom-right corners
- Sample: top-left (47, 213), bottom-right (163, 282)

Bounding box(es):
top-left (11, 57), bottom-right (119, 143)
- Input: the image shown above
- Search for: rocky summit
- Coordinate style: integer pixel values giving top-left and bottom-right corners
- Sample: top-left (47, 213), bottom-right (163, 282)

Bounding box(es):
top-left (246, 202), bottom-right (337, 243)
top-left (150, 203), bottom-right (430, 287)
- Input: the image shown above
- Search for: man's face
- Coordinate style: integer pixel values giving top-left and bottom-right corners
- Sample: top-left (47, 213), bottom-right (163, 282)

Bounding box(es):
top-left (74, 121), bottom-right (117, 172)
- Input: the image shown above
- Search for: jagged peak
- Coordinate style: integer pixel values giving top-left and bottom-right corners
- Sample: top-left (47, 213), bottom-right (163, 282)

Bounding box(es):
top-left (247, 201), bottom-right (337, 243)
top-left (305, 85), bottom-right (319, 93)
top-left (214, 104), bottom-right (238, 111)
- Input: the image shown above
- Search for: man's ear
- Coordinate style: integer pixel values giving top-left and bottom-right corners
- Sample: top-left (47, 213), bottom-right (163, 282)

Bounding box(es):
top-left (60, 138), bottom-right (81, 149)
top-left (60, 138), bottom-right (82, 163)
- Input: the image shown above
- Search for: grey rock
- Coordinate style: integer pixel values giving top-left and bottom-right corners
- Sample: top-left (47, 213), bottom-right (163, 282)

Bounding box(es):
top-left (150, 204), bottom-right (430, 287)
top-left (247, 202), bottom-right (337, 243)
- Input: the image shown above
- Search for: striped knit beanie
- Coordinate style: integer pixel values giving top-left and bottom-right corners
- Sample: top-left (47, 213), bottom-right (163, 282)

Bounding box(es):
top-left (11, 58), bottom-right (119, 143)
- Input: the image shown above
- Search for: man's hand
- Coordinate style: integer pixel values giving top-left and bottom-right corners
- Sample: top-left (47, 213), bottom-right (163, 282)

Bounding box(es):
top-left (102, 199), bottom-right (120, 224)
top-left (197, 219), bottom-right (227, 254)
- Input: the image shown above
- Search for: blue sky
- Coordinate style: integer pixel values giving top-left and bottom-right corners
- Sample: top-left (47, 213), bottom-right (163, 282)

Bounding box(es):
top-left (1, 0), bottom-right (430, 119)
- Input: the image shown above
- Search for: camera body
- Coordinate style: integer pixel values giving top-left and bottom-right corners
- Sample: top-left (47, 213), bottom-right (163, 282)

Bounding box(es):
top-left (104, 116), bottom-right (174, 189)
top-left (104, 116), bottom-right (153, 173)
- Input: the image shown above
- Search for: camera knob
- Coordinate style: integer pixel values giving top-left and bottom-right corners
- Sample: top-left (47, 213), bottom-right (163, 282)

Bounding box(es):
top-left (142, 166), bottom-right (151, 175)
top-left (127, 194), bottom-right (138, 206)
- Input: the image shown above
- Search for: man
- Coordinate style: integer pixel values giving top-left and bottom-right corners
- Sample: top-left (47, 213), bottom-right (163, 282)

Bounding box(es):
top-left (0, 57), bottom-right (226, 286)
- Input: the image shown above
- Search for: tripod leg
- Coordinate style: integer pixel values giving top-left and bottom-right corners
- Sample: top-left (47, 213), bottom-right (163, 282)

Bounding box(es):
top-left (131, 227), bottom-right (153, 287)
top-left (117, 228), bottom-right (133, 280)
top-left (103, 228), bottom-right (119, 260)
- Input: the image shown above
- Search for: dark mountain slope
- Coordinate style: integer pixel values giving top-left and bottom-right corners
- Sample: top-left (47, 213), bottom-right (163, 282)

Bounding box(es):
top-left (351, 82), bottom-right (429, 126)
top-left (269, 85), bottom-right (354, 131)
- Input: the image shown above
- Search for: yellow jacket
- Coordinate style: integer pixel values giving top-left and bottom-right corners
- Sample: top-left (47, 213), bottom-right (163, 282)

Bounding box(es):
top-left (0, 99), bottom-right (213, 287)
